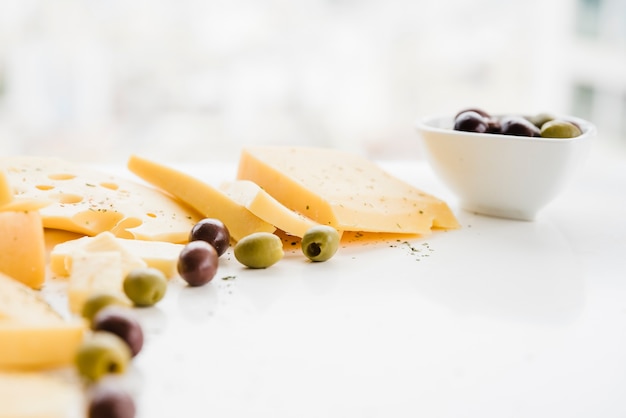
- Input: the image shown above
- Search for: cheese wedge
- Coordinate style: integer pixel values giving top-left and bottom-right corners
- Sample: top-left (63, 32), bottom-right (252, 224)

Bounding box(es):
top-left (0, 156), bottom-right (201, 243)
top-left (0, 272), bottom-right (85, 370)
top-left (220, 180), bottom-right (322, 238)
top-left (127, 155), bottom-right (275, 241)
top-left (0, 372), bottom-right (83, 418)
top-left (50, 234), bottom-right (183, 278)
top-left (237, 146), bottom-right (459, 234)
top-left (0, 210), bottom-right (46, 289)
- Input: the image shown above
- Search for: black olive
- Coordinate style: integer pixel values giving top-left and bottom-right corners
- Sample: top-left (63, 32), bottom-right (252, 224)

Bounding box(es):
top-left (189, 218), bottom-right (230, 256)
top-left (177, 240), bottom-right (219, 286)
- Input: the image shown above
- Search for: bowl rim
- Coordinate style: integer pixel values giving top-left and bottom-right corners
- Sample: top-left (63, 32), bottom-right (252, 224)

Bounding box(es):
top-left (415, 113), bottom-right (596, 143)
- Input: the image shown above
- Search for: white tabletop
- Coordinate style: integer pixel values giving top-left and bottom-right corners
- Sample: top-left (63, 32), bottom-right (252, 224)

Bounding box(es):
top-left (77, 146), bottom-right (626, 418)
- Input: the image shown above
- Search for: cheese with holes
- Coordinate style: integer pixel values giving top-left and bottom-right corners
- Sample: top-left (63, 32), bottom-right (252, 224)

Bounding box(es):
top-left (0, 156), bottom-right (201, 243)
top-left (220, 180), bottom-right (322, 238)
top-left (237, 146), bottom-right (459, 234)
top-left (67, 232), bottom-right (144, 313)
top-left (0, 272), bottom-right (85, 370)
top-left (127, 155), bottom-right (275, 241)
top-left (0, 372), bottom-right (82, 418)
top-left (0, 168), bottom-right (51, 212)
top-left (0, 211), bottom-right (46, 289)
top-left (50, 234), bottom-right (183, 278)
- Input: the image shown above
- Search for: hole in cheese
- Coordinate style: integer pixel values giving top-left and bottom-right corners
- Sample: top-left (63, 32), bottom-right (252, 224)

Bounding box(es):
top-left (35, 184), bottom-right (55, 191)
top-left (70, 210), bottom-right (126, 235)
top-left (146, 213), bottom-right (157, 218)
top-left (111, 217), bottom-right (144, 239)
top-left (48, 173), bottom-right (76, 180)
top-left (100, 182), bottom-right (119, 190)
top-left (51, 193), bottom-right (84, 204)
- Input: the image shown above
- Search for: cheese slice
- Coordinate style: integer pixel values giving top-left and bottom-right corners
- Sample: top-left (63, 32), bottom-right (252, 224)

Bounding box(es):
top-left (127, 155), bottom-right (275, 241)
top-left (0, 272), bottom-right (60, 322)
top-left (220, 180), bottom-right (322, 238)
top-left (0, 372), bottom-right (83, 418)
top-left (0, 272), bottom-right (86, 370)
top-left (0, 156), bottom-right (201, 243)
top-left (50, 234), bottom-right (183, 278)
top-left (73, 231), bottom-right (148, 274)
top-left (1, 168), bottom-right (52, 212)
top-left (66, 232), bottom-right (146, 313)
top-left (0, 323), bottom-right (86, 370)
top-left (237, 146), bottom-right (460, 234)
top-left (0, 210), bottom-right (46, 289)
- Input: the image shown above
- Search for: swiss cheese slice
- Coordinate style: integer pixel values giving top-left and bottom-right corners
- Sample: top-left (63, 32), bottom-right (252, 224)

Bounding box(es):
top-left (0, 210), bottom-right (46, 289)
top-left (51, 234), bottom-right (183, 278)
top-left (127, 155), bottom-right (275, 242)
top-left (220, 180), bottom-right (322, 238)
top-left (237, 146), bottom-right (460, 234)
top-left (0, 156), bottom-right (201, 243)
top-left (0, 272), bottom-right (86, 370)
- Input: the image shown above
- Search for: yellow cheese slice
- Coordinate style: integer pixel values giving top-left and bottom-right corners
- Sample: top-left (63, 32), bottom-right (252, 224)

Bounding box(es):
top-left (0, 156), bottom-right (201, 243)
top-left (237, 146), bottom-right (460, 234)
top-left (0, 210), bottom-right (46, 289)
top-left (220, 180), bottom-right (322, 238)
top-left (0, 372), bottom-right (83, 418)
top-left (0, 272), bottom-right (86, 370)
top-left (0, 272), bottom-right (60, 322)
top-left (0, 323), bottom-right (86, 370)
top-left (127, 155), bottom-right (275, 242)
top-left (50, 234), bottom-right (183, 278)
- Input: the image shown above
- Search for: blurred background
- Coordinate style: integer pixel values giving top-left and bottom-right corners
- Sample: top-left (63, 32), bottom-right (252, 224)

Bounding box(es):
top-left (0, 0), bottom-right (624, 162)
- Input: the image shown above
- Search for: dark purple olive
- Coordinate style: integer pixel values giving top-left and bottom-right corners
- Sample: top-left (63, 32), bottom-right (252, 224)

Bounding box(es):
top-left (499, 116), bottom-right (541, 137)
top-left (177, 240), bottom-right (218, 286)
top-left (189, 218), bottom-right (230, 256)
top-left (454, 111), bottom-right (489, 133)
top-left (92, 306), bottom-right (144, 357)
top-left (454, 108), bottom-right (491, 119)
top-left (88, 383), bottom-right (136, 418)
top-left (486, 118), bottom-right (501, 133)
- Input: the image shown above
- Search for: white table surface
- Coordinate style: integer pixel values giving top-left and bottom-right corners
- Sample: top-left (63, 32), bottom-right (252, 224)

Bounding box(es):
top-left (54, 146), bottom-right (626, 417)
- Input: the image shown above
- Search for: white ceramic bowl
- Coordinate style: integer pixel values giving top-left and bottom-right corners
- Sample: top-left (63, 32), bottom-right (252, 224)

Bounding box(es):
top-left (416, 114), bottom-right (595, 221)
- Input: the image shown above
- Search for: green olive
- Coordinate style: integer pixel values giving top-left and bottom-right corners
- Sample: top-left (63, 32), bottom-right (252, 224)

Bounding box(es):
top-left (301, 225), bottom-right (340, 262)
top-left (82, 293), bottom-right (128, 322)
top-left (540, 119), bottom-right (582, 138)
top-left (234, 232), bottom-right (284, 269)
top-left (123, 267), bottom-right (167, 307)
top-left (75, 332), bottom-right (132, 381)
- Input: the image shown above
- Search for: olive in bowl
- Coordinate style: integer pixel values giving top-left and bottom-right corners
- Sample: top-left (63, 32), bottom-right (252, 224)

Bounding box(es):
top-left (415, 112), bottom-right (595, 220)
